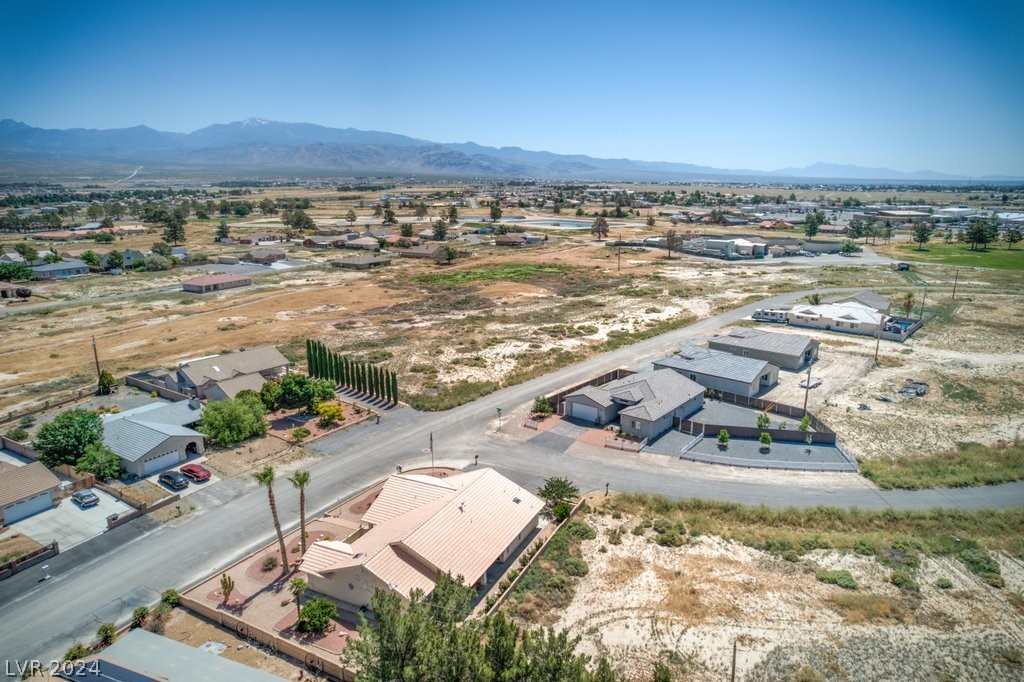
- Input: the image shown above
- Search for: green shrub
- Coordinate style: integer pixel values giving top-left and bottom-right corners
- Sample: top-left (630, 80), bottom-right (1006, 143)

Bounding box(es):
top-left (655, 529), bottom-right (685, 547)
top-left (565, 520), bottom-right (597, 541)
top-left (564, 557), bottom-right (590, 577)
top-left (551, 502), bottom-right (572, 521)
top-left (632, 524), bottom-right (647, 536)
top-left (607, 527), bottom-right (623, 545)
top-left (815, 569), bottom-right (858, 590)
top-left (652, 518), bottom-right (673, 534)
top-left (297, 597), bottom-right (337, 634)
top-left (499, 579), bottom-right (511, 592)
top-left (4, 427), bottom-right (28, 441)
top-left (507, 568), bottom-right (520, 582)
top-left (854, 538), bottom-right (877, 556)
top-left (889, 569), bottom-right (920, 592)
top-left (262, 555), bottom-right (278, 572)
top-left (96, 623), bottom-right (116, 646)
top-left (131, 606), bottom-right (149, 628)
top-left (291, 426), bottom-right (310, 442)
top-left (782, 549), bottom-right (801, 563)
top-left (935, 578), bottom-right (953, 589)
top-left (531, 396), bottom-right (554, 415)
top-left (151, 602), bottom-right (171, 619)
top-left (63, 643), bottom-right (90, 661)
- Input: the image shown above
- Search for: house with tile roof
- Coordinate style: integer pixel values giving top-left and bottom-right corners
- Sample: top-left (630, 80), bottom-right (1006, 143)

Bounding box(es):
top-left (299, 468), bottom-right (543, 608)
top-left (563, 368), bottom-right (704, 440)
top-left (654, 346), bottom-right (779, 397)
top-left (102, 400), bottom-right (205, 477)
top-left (0, 461), bottom-right (61, 524)
top-left (171, 345), bottom-right (288, 398)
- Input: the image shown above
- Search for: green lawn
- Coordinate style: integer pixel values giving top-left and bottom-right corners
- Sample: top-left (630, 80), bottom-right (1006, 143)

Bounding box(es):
top-left (411, 262), bottom-right (568, 286)
top-left (892, 242), bottom-right (1024, 270)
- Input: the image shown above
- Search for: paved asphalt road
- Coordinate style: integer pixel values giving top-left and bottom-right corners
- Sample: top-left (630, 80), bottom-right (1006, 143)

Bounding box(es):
top-left (2, 286), bottom-right (1022, 665)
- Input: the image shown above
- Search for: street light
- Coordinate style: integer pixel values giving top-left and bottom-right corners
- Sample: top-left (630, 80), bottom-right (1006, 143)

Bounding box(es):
top-left (496, 407), bottom-right (503, 431)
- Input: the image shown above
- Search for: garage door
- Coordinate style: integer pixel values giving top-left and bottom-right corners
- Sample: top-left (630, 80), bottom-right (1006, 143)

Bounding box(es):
top-left (569, 402), bottom-right (599, 423)
top-left (143, 450), bottom-right (181, 476)
top-left (4, 492), bottom-right (53, 524)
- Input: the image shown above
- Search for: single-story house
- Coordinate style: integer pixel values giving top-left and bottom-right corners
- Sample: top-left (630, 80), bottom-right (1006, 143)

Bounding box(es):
top-left (59, 628), bottom-right (288, 682)
top-left (303, 235), bottom-right (347, 249)
top-left (708, 328), bottom-right (819, 371)
top-left (300, 468), bottom-right (543, 608)
top-left (0, 461), bottom-right (61, 525)
top-left (563, 368), bottom-right (704, 440)
top-left (204, 372), bottom-right (267, 401)
top-left (70, 221), bottom-right (102, 231)
top-left (333, 254), bottom-right (392, 270)
top-left (32, 231), bottom-right (84, 241)
top-left (31, 259), bottom-right (90, 280)
top-left (825, 290), bottom-right (892, 314)
top-left (62, 248), bottom-right (146, 269)
top-left (343, 236), bottom-right (381, 251)
top-left (787, 301), bottom-right (886, 335)
top-left (103, 400), bottom-right (206, 477)
top-left (181, 273), bottom-right (252, 294)
top-left (170, 246), bottom-right (188, 259)
top-left (383, 234), bottom-right (420, 247)
top-left (654, 346), bottom-right (779, 397)
top-left (399, 243), bottom-right (447, 261)
top-left (704, 238), bottom-right (768, 259)
top-left (494, 234), bottom-right (526, 247)
top-left (244, 249), bottom-right (286, 264)
top-left (238, 233), bottom-right (285, 245)
top-left (0, 252), bottom-right (26, 264)
top-left (172, 345), bottom-right (289, 398)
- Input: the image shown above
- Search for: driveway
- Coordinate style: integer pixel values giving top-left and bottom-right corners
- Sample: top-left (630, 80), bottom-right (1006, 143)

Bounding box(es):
top-left (145, 458), bottom-right (220, 498)
top-left (11, 489), bottom-right (133, 550)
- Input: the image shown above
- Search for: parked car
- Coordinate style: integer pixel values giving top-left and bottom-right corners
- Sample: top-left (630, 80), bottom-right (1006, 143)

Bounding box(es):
top-left (158, 471), bottom-right (189, 490)
top-left (71, 489), bottom-right (100, 508)
top-left (179, 463), bottom-right (211, 482)
top-left (799, 377), bottom-right (823, 389)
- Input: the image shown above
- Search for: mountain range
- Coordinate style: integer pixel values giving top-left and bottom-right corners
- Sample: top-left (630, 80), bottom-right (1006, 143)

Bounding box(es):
top-left (0, 118), bottom-right (1018, 182)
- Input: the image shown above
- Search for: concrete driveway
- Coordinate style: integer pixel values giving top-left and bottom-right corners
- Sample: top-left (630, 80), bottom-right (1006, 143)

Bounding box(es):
top-left (145, 458), bottom-right (220, 498)
top-left (11, 488), bottom-right (133, 550)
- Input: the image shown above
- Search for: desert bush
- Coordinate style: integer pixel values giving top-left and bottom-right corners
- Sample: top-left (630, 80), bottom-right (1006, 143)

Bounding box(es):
top-left (291, 426), bottom-right (311, 442)
top-left (262, 555), bottom-right (279, 572)
top-left (889, 569), bottom-right (920, 592)
top-left (63, 643), bottom-right (90, 661)
top-left (655, 528), bottom-right (685, 547)
top-left (296, 597), bottom-right (337, 634)
top-left (551, 502), bottom-right (572, 521)
top-left (854, 538), bottom-right (877, 556)
top-left (563, 557), bottom-right (590, 577)
top-left (531, 396), bottom-right (554, 415)
top-left (959, 546), bottom-right (1003, 587)
top-left (607, 527), bottom-right (623, 545)
top-left (935, 577), bottom-right (953, 589)
top-left (96, 623), bottom-right (116, 646)
top-left (816, 569), bottom-right (858, 590)
top-left (4, 427), bottom-right (28, 441)
top-left (565, 520), bottom-right (597, 540)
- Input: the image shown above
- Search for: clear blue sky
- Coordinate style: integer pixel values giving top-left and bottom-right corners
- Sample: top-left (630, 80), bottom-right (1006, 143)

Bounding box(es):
top-left (2, 0), bottom-right (1022, 176)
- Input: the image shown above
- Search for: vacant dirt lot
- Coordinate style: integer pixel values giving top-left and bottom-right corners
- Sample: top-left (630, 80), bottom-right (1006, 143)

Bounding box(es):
top-left (551, 511), bottom-right (1024, 681)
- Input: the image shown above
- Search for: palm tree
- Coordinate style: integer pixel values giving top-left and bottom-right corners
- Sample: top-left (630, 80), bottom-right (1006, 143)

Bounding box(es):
top-left (901, 292), bottom-right (915, 318)
top-left (289, 578), bottom-right (307, 618)
top-left (288, 470), bottom-right (311, 555)
top-left (254, 466), bottom-right (288, 572)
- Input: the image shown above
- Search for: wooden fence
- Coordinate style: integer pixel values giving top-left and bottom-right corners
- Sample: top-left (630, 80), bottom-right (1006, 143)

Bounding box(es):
top-left (0, 388), bottom-right (95, 427)
top-left (546, 367), bottom-right (635, 416)
top-left (0, 540), bottom-right (59, 581)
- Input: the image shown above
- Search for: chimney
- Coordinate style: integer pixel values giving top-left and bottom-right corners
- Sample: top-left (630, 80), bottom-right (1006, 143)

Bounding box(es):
top-left (189, 397), bottom-right (201, 410)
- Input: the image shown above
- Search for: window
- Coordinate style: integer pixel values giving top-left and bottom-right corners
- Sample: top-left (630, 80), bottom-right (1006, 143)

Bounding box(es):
top-left (689, 374), bottom-right (696, 381)
top-left (631, 420), bottom-right (640, 429)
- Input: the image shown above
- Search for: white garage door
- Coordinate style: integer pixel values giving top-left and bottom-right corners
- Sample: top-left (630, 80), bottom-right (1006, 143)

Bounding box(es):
top-left (143, 450), bottom-right (181, 476)
top-left (4, 492), bottom-right (52, 524)
top-left (570, 402), bottom-right (599, 423)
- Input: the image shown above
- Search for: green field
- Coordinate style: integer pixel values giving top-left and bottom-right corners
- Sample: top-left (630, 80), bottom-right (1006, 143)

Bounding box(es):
top-left (411, 262), bottom-right (568, 285)
top-left (891, 242), bottom-right (1024, 270)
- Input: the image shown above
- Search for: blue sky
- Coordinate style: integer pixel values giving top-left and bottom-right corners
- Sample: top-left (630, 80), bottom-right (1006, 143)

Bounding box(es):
top-left (2, 0), bottom-right (1022, 176)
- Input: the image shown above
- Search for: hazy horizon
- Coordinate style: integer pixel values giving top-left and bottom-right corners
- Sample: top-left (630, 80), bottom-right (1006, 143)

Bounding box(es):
top-left (2, 0), bottom-right (1022, 177)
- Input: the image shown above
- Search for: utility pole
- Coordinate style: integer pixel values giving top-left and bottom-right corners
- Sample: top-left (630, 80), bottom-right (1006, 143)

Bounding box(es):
top-left (731, 640), bottom-right (738, 682)
top-left (802, 363), bottom-right (812, 414)
top-left (919, 285), bottom-right (927, 320)
top-left (91, 335), bottom-right (102, 383)
top-left (951, 267), bottom-right (959, 301)
top-left (873, 313), bottom-right (883, 364)
top-left (616, 233), bottom-right (621, 272)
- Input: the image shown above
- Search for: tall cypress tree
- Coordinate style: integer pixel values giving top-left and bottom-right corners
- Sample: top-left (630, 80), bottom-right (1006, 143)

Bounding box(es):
top-left (339, 355), bottom-right (348, 387)
top-left (305, 339), bottom-right (314, 377)
top-left (372, 366), bottom-right (380, 397)
top-left (328, 351), bottom-right (337, 385)
top-left (390, 371), bottom-right (399, 404)
top-left (355, 363), bottom-right (363, 394)
top-left (333, 352), bottom-right (341, 385)
top-left (382, 369), bottom-right (391, 403)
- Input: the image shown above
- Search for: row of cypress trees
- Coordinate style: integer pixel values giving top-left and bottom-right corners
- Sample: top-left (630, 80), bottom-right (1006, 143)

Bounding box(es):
top-left (306, 339), bottom-right (398, 404)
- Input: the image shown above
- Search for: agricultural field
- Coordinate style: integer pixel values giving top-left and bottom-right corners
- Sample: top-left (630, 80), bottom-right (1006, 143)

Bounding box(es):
top-left (882, 241), bottom-right (1024, 270)
top-left (506, 495), bottom-right (1024, 681)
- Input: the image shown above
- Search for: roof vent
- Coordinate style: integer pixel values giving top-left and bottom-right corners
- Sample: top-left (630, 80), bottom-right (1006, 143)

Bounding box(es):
top-left (513, 497), bottom-right (521, 504)
top-left (458, 502), bottom-right (465, 512)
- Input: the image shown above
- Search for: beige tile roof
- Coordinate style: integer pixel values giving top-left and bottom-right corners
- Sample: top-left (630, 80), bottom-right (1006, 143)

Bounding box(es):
top-left (300, 468), bottom-right (543, 599)
top-left (178, 346), bottom-right (288, 387)
top-left (209, 372), bottom-right (267, 399)
top-left (0, 461), bottom-right (60, 507)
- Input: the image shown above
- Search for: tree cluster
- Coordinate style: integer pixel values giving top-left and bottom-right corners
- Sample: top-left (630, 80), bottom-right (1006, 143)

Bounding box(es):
top-left (282, 208), bottom-right (316, 232)
top-left (306, 339), bottom-right (398, 404)
top-left (345, 573), bottom-right (634, 682)
top-left (196, 393), bottom-right (268, 446)
top-left (33, 409), bottom-right (104, 468)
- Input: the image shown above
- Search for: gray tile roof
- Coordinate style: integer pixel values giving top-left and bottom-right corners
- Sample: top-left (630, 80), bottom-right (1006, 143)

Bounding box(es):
top-left (709, 328), bottom-right (816, 357)
top-left (107, 400), bottom-right (204, 427)
top-left (103, 418), bottom-right (202, 462)
top-left (31, 259), bottom-right (88, 273)
top-left (824, 290), bottom-right (890, 312)
top-left (655, 346), bottom-right (774, 384)
top-left (568, 369), bottom-right (703, 422)
top-left (178, 346), bottom-right (288, 387)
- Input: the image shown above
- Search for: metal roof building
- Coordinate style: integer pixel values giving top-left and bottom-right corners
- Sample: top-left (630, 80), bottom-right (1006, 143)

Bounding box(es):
top-left (654, 346), bottom-right (779, 397)
top-left (708, 328), bottom-right (819, 371)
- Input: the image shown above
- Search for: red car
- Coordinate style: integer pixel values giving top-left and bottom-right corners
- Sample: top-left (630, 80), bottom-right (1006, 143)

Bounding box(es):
top-left (179, 463), bottom-right (211, 482)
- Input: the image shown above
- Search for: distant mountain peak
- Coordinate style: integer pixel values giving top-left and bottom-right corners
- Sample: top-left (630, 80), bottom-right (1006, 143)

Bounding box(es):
top-left (240, 117), bottom-right (271, 127)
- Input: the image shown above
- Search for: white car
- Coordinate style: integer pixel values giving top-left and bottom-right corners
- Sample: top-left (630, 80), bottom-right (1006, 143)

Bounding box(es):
top-left (799, 378), bottom-right (823, 389)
